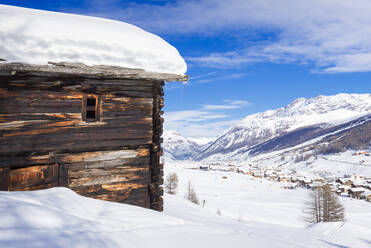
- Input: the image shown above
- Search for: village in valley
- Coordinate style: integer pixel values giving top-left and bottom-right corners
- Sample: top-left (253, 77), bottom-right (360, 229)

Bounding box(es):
top-left (188, 152), bottom-right (371, 203)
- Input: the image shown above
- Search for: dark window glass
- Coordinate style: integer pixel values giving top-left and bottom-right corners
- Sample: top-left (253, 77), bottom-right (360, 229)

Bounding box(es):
top-left (86, 110), bottom-right (96, 119)
top-left (87, 98), bottom-right (96, 107)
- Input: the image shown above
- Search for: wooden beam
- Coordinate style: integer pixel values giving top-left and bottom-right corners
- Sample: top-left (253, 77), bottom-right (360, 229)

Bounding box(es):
top-left (0, 62), bottom-right (188, 82)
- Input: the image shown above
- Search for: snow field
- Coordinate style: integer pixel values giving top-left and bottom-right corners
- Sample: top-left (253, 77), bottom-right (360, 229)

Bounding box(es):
top-left (164, 163), bottom-right (371, 248)
top-left (0, 164), bottom-right (370, 248)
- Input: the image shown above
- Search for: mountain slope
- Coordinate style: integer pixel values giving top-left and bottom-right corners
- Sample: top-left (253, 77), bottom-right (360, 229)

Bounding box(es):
top-left (163, 130), bottom-right (202, 160)
top-left (250, 114), bottom-right (371, 155)
top-left (198, 94), bottom-right (371, 160)
top-left (227, 113), bottom-right (371, 160)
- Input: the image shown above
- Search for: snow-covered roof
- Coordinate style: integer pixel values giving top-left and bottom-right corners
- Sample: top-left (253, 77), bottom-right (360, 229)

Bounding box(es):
top-left (350, 187), bottom-right (366, 192)
top-left (0, 5), bottom-right (187, 76)
top-left (352, 179), bottom-right (365, 185)
top-left (338, 185), bottom-right (351, 190)
top-left (309, 183), bottom-right (325, 188)
top-left (338, 178), bottom-right (352, 184)
top-left (360, 190), bottom-right (371, 196)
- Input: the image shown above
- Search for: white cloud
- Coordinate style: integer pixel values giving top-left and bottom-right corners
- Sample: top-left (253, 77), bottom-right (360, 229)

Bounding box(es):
top-left (224, 100), bottom-right (250, 106)
top-left (202, 100), bottom-right (250, 110)
top-left (193, 73), bottom-right (247, 84)
top-left (202, 105), bottom-right (241, 110)
top-left (164, 99), bottom-right (250, 137)
top-left (164, 118), bottom-right (239, 138)
top-left (165, 110), bottom-right (228, 123)
top-left (190, 71), bottom-right (218, 80)
top-left (79, 0), bottom-right (371, 73)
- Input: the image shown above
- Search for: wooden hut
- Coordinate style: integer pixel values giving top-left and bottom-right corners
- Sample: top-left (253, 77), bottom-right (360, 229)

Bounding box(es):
top-left (0, 62), bottom-right (187, 211)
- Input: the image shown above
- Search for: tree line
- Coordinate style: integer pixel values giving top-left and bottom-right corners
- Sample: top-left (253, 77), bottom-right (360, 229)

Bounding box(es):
top-left (303, 185), bottom-right (345, 224)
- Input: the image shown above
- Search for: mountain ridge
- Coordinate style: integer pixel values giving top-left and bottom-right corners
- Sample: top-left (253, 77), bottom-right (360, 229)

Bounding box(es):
top-left (163, 93), bottom-right (371, 162)
top-left (197, 93), bottom-right (371, 160)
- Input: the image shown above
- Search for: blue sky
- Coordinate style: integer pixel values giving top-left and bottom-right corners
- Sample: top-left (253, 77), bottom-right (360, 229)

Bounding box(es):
top-left (1, 0), bottom-right (371, 138)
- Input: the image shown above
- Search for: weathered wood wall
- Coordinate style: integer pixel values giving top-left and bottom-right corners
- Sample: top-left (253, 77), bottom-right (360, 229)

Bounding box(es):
top-left (150, 82), bottom-right (164, 211)
top-left (0, 73), bottom-right (164, 210)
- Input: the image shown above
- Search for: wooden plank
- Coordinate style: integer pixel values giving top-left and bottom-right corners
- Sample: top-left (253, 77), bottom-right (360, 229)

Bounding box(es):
top-left (4, 81), bottom-right (154, 92)
top-left (122, 198), bottom-right (149, 208)
top-left (8, 163), bottom-right (68, 190)
top-left (150, 197), bottom-right (163, 211)
top-left (0, 155), bottom-right (52, 168)
top-left (68, 166), bottom-right (149, 179)
top-left (0, 124), bottom-right (152, 140)
top-left (8, 164), bottom-right (58, 189)
top-left (0, 117), bottom-right (153, 134)
top-left (1, 149), bottom-right (150, 168)
top-left (69, 171), bottom-right (149, 187)
top-left (102, 103), bottom-right (152, 112)
top-left (103, 110), bottom-right (152, 117)
top-left (58, 148), bottom-right (149, 163)
top-left (72, 183), bottom-right (148, 199)
top-left (0, 138), bottom-right (152, 157)
top-left (0, 90), bottom-right (83, 100)
top-left (0, 113), bottom-right (81, 123)
top-left (9, 183), bottom-right (56, 191)
top-left (0, 167), bottom-right (9, 190)
top-left (0, 112), bottom-right (152, 125)
top-left (68, 157), bottom-right (150, 170)
top-left (0, 62), bottom-right (188, 82)
top-left (148, 84), bottom-right (164, 211)
top-left (0, 76), bottom-right (156, 86)
top-left (62, 84), bottom-right (154, 92)
top-left (104, 97), bottom-right (153, 105)
top-left (0, 99), bottom-right (81, 107)
top-left (0, 106), bottom-right (82, 114)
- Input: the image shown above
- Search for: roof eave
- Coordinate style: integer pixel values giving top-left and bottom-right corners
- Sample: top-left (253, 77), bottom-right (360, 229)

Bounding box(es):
top-left (0, 62), bottom-right (188, 82)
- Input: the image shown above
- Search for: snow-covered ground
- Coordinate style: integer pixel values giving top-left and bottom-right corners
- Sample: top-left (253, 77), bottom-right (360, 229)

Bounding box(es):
top-left (239, 149), bottom-right (371, 177)
top-left (1, 164), bottom-right (370, 248)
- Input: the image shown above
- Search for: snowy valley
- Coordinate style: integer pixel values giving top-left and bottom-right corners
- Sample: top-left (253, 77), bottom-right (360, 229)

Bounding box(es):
top-left (1, 165), bottom-right (370, 248)
top-left (164, 94), bottom-right (371, 177)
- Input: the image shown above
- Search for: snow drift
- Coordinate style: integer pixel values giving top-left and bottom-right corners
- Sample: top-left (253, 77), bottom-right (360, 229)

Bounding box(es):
top-left (1, 167), bottom-right (371, 248)
top-left (0, 4), bottom-right (187, 75)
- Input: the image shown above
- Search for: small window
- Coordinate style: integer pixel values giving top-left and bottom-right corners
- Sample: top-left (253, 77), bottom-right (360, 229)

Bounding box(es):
top-left (86, 110), bottom-right (96, 119)
top-left (83, 95), bottom-right (100, 122)
top-left (86, 98), bottom-right (96, 107)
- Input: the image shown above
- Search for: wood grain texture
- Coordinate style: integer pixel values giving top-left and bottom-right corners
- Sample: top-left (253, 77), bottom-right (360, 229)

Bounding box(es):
top-left (0, 72), bottom-right (164, 210)
top-left (0, 167), bottom-right (9, 190)
top-left (148, 82), bottom-right (164, 211)
top-left (0, 62), bottom-right (188, 82)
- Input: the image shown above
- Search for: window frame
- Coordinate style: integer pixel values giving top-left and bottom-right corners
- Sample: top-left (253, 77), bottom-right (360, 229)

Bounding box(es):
top-left (82, 95), bottom-right (100, 122)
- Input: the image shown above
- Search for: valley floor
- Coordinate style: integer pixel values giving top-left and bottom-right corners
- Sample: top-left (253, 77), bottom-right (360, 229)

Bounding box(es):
top-left (0, 163), bottom-right (370, 248)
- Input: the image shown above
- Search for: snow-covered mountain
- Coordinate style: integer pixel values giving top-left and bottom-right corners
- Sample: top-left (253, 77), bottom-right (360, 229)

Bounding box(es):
top-left (162, 130), bottom-right (203, 160)
top-left (178, 93), bottom-right (370, 161)
top-left (163, 94), bottom-right (371, 160)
